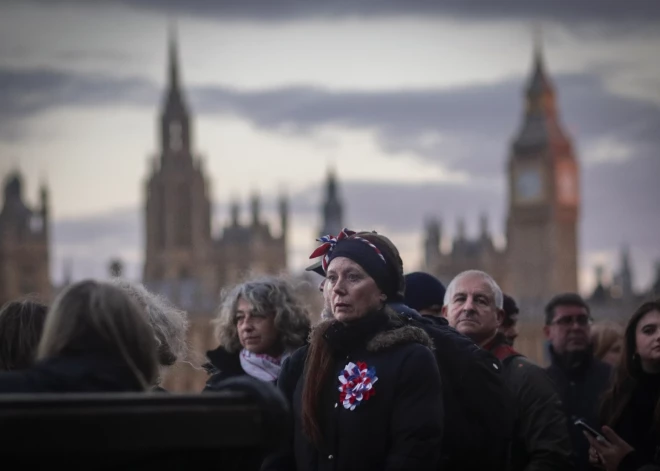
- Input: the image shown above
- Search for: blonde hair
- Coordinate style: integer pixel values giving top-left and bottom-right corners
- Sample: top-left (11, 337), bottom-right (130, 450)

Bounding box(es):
top-left (37, 280), bottom-right (159, 389)
top-left (215, 276), bottom-right (311, 354)
top-left (591, 321), bottom-right (624, 361)
top-left (110, 278), bottom-right (189, 366)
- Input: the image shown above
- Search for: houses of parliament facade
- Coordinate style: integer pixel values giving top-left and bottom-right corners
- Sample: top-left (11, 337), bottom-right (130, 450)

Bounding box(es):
top-left (1, 32), bottom-right (659, 388)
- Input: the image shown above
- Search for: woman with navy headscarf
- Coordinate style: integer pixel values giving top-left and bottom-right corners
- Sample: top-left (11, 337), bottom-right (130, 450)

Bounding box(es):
top-left (264, 229), bottom-right (443, 471)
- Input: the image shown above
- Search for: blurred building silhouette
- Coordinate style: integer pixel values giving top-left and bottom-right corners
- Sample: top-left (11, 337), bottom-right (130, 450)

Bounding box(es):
top-left (143, 28), bottom-right (287, 296)
top-left (587, 245), bottom-right (657, 322)
top-left (319, 166), bottom-right (344, 237)
top-left (418, 39), bottom-right (658, 364)
top-left (142, 28), bottom-right (288, 390)
top-left (0, 172), bottom-right (51, 306)
top-left (424, 40), bottom-right (579, 312)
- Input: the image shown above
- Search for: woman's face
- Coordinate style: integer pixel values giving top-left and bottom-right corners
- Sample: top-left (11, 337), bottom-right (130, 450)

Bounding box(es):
top-left (325, 257), bottom-right (383, 323)
top-left (601, 338), bottom-right (623, 367)
top-left (235, 297), bottom-right (279, 355)
top-left (636, 310), bottom-right (660, 373)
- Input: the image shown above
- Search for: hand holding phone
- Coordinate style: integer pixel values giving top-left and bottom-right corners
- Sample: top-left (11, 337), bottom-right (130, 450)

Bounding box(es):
top-left (574, 418), bottom-right (607, 443)
top-left (588, 445), bottom-right (605, 469)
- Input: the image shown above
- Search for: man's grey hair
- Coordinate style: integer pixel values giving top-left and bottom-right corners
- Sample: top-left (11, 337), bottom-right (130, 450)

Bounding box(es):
top-left (443, 270), bottom-right (504, 309)
top-left (110, 278), bottom-right (189, 367)
top-left (215, 275), bottom-right (311, 354)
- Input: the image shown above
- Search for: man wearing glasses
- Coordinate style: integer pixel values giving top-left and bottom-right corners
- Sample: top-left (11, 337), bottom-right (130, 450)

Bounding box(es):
top-left (544, 293), bottom-right (612, 471)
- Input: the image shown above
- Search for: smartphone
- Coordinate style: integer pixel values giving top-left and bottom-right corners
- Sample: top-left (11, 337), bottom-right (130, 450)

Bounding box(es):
top-left (574, 418), bottom-right (606, 442)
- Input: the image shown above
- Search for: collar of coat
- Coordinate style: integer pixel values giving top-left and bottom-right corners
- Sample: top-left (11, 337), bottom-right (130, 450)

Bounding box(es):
top-left (311, 305), bottom-right (434, 353)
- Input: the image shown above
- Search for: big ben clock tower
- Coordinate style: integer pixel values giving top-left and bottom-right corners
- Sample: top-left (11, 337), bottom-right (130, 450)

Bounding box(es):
top-left (505, 39), bottom-right (580, 303)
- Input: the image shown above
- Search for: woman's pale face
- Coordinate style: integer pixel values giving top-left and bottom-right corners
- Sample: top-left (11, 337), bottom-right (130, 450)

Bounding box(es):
top-left (325, 257), bottom-right (383, 323)
top-left (636, 310), bottom-right (660, 372)
top-left (601, 338), bottom-right (623, 367)
top-left (235, 297), bottom-right (279, 355)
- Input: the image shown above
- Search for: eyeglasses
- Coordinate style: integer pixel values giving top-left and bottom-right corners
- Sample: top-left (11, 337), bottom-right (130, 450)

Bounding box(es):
top-left (551, 315), bottom-right (592, 327)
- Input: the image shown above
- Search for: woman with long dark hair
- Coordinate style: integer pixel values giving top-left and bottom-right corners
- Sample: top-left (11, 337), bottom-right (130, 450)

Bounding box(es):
top-left (265, 229), bottom-right (443, 471)
top-left (586, 300), bottom-right (660, 471)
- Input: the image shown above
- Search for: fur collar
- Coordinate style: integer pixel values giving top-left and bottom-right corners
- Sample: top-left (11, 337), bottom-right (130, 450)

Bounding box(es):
top-left (311, 305), bottom-right (434, 353)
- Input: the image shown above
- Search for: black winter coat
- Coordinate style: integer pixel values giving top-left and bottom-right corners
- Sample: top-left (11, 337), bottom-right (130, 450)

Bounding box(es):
top-left (611, 371), bottom-right (660, 471)
top-left (390, 302), bottom-right (516, 471)
top-left (203, 347), bottom-right (254, 391)
top-left (0, 352), bottom-right (144, 393)
top-left (265, 307), bottom-right (443, 471)
top-left (487, 335), bottom-right (574, 471)
top-left (546, 346), bottom-right (612, 471)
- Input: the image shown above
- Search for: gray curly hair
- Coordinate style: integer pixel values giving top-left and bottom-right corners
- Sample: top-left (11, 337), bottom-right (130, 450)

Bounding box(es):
top-left (215, 276), bottom-right (311, 354)
top-left (110, 279), bottom-right (189, 366)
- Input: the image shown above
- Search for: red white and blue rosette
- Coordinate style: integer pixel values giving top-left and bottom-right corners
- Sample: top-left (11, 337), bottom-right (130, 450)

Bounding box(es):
top-left (338, 361), bottom-right (378, 410)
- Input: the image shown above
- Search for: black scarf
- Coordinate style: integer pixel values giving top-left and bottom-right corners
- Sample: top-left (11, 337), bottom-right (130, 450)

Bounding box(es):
top-left (322, 309), bottom-right (393, 355)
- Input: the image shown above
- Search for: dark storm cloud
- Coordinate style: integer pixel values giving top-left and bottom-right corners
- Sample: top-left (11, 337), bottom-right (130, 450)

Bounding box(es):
top-left (110, 0), bottom-right (660, 25)
top-left (188, 72), bottom-right (660, 180)
top-left (0, 68), bottom-right (157, 139)
top-left (3, 65), bottom-right (659, 183)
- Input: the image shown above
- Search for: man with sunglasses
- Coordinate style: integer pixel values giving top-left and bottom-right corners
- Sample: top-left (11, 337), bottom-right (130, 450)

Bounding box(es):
top-left (544, 293), bottom-right (612, 471)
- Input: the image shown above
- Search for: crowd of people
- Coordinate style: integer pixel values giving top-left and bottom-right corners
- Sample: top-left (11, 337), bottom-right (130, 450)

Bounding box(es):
top-left (0, 228), bottom-right (658, 471)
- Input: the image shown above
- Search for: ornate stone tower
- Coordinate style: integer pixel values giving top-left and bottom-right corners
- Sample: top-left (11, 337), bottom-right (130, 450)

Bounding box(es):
top-left (319, 167), bottom-right (343, 237)
top-left (143, 27), bottom-right (213, 284)
top-left (0, 172), bottom-right (51, 305)
top-left (505, 38), bottom-right (580, 303)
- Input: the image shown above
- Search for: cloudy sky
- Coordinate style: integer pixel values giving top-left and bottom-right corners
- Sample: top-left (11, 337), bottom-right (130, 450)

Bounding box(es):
top-left (1, 0), bottom-right (659, 295)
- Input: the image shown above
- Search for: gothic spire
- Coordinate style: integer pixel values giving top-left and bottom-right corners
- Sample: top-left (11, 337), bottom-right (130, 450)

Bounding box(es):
top-left (619, 243), bottom-right (633, 298)
top-left (278, 190), bottom-right (288, 240)
top-left (160, 22), bottom-right (191, 157)
top-left (251, 191), bottom-right (261, 226)
top-left (168, 22), bottom-right (180, 93)
top-left (512, 26), bottom-right (568, 152)
top-left (164, 22), bottom-right (186, 110)
top-left (527, 26), bottom-right (553, 102)
top-left (424, 217), bottom-right (442, 266)
top-left (320, 165), bottom-right (343, 237)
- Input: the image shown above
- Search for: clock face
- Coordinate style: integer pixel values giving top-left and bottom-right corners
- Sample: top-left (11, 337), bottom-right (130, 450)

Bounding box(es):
top-left (516, 167), bottom-right (542, 202)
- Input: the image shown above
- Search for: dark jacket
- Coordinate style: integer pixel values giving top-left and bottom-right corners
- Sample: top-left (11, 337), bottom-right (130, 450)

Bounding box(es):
top-left (0, 352), bottom-right (144, 393)
top-left (203, 346), bottom-right (253, 391)
top-left (265, 306), bottom-right (444, 471)
top-left (389, 302), bottom-right (516, 471)
top-left (612, 371), bottom-right (660, 471)
top-left (487, 334), bottom-right (573, 471)
top-left (546, 346), bottom-right (612, 471)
